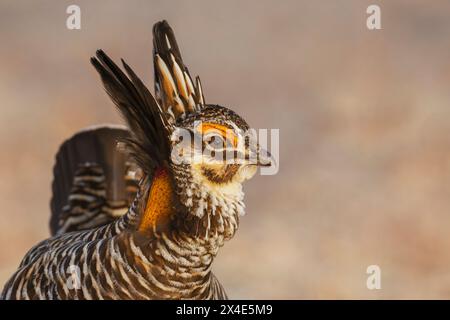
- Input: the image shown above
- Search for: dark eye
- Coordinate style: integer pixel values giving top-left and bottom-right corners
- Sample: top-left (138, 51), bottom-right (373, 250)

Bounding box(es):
top-left (204, 133), bottom-right (225, 149)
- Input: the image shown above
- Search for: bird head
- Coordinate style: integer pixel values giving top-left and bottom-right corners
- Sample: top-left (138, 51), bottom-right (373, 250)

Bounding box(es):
top-left (91, 20), bottom-right (273, 240)
top-left (168, 104), bottom-right (273, 223)
top-left (172, 105), bottom-right (272, 185)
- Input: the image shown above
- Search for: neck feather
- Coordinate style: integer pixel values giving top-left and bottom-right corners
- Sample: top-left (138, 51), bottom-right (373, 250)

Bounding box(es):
top-left (133, 164), bottom-right (245, 258)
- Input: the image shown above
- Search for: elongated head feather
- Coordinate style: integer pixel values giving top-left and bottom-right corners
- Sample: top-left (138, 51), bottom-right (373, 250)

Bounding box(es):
top-left (90, 50), bottom-right (173, 174)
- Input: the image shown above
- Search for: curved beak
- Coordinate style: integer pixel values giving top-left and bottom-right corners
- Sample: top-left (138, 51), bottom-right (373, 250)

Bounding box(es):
top-left (247, 144), bottom-right (275, 167)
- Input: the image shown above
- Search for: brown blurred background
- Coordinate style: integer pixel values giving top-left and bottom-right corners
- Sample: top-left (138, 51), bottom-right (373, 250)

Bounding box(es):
top-left (1, 0), bottom-right (450, 299)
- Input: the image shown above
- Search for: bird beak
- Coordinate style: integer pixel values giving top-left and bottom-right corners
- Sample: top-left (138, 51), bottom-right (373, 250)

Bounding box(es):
top-left (256, 146), bottom-right (274, 167)
top-left (246, 144), bottom-right (275, 167)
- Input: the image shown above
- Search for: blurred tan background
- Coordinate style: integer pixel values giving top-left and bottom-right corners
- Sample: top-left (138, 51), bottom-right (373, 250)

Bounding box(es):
top-left (1, 0), bottom-right (450, 299)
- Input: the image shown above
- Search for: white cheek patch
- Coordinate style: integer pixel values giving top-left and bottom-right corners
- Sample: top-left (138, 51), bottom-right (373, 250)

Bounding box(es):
top-left (183, 165), bottom-right (245, 220)
top-left (236, 165), bottom-right (257, 183)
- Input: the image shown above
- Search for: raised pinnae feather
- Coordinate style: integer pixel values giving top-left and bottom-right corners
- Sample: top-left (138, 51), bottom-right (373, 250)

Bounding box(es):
top-left (120, 58), bottom-right (173, 134)
top-left (155, 54), bottom-right (181, 119)
top-left (195, 76), bottom-right (205, 106)
top-left (184, 71), bottom-right (195, 96)
top-left (170, 54), bottom-right (188, 101)
top-left (152, 20), bottom-right (206, 121)
top-left (90, 49), bottom-right (172, 174)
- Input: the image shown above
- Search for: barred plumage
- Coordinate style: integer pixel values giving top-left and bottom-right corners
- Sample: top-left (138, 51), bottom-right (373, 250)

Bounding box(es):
top-left (49, 125), bottom-right (138, 235)
top-left (1, 20), bottom-right (272, 300)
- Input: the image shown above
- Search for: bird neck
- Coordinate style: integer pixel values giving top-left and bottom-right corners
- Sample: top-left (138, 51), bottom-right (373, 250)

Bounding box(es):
top-left (121, 165), bottom-right (245, 298)
top-left (171, 163), bottom-right (245, 247)
top-left (137, 167), bottom-right (175, 233)
top-left (134, 164), bottom-right (245, 246)
top-left (129, 230), bottom-right (218, 299)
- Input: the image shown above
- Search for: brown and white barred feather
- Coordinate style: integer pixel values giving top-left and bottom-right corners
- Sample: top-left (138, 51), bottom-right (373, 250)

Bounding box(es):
top-left (50, 125), bottom-right (140, 235)
top-left (55, 162), bottom-right (140, 235)
top-left (0, 20), bottom-right (250, 300)
top-left (153, 20), bottom-right (205, 123)
top-left (2, 190), bottom-right (230, 299)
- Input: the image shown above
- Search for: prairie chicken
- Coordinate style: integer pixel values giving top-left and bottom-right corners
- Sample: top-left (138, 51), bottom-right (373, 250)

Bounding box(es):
top-left (1, 20), bottom-right (272, 300)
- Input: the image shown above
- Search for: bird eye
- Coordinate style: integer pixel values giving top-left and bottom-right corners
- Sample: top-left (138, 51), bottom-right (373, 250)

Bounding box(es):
top-left (204, 133), bottom-right (225, 149)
